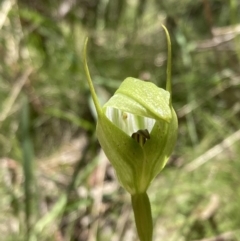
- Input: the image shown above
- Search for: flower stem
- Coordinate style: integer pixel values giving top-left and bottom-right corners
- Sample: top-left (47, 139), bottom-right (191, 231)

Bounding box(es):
top-left (131, 192), bottom-right (153, 241)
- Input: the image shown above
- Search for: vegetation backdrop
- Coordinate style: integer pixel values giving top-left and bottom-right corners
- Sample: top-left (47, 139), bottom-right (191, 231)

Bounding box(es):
top-left (0, 0), bottom-right (240, 240)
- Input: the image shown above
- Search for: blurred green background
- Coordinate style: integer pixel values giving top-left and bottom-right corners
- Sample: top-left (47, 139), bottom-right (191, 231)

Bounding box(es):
top-left (0, 0), bottom-right (240, 240)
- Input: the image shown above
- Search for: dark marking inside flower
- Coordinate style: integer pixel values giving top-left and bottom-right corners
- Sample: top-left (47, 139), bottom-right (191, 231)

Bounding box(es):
top-left (122, 112), bottom-right (128, 120)
top-left (131, 129), bottom-right (150, 146)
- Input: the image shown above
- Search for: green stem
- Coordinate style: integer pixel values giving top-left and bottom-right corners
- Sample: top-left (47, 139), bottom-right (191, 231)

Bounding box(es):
top-left (162, 25), bottom-right (172, 102)
top-left (131, 192), bottom-right (153, 241)
top-left (83, 38), bottom-right (102, 116)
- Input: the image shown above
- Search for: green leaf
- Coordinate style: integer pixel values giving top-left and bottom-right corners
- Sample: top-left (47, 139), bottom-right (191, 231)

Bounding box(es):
top-left (97, 112), bottom-right (147, 194)
top-left (103, 77), bottom-right (171, 122)
top-left (144, 107), bottom-right (178, 183)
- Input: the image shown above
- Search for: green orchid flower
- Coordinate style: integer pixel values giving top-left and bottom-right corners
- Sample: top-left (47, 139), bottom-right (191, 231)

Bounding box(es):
top-left (83, 26), bottom-right (178, 241)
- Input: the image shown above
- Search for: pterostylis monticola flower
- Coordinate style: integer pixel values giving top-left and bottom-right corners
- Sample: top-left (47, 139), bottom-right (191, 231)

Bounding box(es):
top-left (83, 26), bottom-right (178, 241)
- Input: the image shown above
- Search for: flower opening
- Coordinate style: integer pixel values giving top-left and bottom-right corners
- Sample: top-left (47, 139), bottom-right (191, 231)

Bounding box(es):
top-left (105, 107), bottom-right (155, 140)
